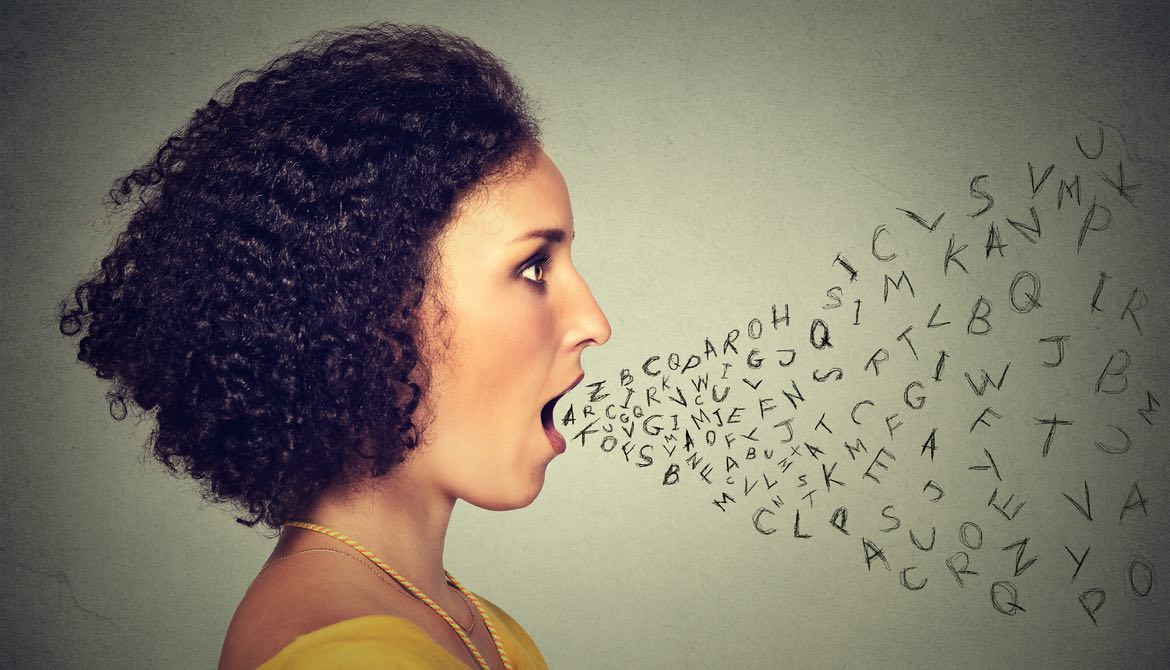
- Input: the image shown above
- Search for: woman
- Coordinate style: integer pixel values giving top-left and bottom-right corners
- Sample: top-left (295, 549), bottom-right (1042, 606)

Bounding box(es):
top-left (59, 23), bottom-right (610, 669)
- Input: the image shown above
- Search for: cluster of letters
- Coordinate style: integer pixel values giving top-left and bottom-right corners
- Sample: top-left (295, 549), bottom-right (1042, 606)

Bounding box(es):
top-left (561, 127), bottom-right (1161, 625)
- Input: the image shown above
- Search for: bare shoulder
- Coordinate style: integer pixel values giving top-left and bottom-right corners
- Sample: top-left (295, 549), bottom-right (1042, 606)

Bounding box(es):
top-left (217, 551), bottom-right (408, 670)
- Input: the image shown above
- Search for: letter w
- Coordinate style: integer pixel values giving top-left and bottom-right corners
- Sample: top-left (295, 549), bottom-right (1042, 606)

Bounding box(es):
top-left (965, 363), bottom-right (1010, 396)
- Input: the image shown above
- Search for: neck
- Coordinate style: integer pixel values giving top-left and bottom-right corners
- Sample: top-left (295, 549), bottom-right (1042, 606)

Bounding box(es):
top-left (283, 460), bottom-right (456, 598)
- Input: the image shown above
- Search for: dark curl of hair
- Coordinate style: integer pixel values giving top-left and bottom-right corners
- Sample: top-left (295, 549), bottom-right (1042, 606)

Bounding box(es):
top-left (58, 24), bottom-right (540, 529)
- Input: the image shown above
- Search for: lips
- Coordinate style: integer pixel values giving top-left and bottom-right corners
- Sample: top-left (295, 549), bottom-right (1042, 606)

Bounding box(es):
top-left (541, 372), bottom-right (584, 454)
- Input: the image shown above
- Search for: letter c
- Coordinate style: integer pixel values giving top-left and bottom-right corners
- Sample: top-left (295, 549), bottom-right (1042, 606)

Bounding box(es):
top-left (753, 507), bottom-right (777, 535)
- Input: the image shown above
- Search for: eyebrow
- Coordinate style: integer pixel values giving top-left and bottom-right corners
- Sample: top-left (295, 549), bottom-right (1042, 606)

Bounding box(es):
top-left (507, 227), bottom-right (573, 244)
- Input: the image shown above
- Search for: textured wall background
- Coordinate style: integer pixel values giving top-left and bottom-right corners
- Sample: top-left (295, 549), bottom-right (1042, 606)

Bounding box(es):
top-left (3, 1), bottom-right (1167, 668)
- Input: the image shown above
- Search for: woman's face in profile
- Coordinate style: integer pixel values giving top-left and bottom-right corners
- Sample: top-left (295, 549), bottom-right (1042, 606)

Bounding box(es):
top-left (412, 150), bottom-right (611, 509)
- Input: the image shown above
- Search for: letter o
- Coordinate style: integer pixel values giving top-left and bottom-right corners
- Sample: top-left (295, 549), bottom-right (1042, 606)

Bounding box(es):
top-left (1125, 556), bottom-right (1155, 598)
top-left (748, 318), bottom-right (763, 340)
top-left (959, 521), bottom-right (983, 550)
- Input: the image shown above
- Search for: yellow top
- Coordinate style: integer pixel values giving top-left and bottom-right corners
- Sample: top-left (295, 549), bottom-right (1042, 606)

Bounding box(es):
top-left (257, 597), bottom-right (548, 669)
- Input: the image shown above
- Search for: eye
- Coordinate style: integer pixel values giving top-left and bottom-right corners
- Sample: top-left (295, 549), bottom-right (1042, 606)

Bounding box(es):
top-left (518, 251), bottom-right (550, 286)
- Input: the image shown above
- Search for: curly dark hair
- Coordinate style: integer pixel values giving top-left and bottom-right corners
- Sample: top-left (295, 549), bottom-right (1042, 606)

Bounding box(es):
top-left (58, 23), bottom-right (541, 529)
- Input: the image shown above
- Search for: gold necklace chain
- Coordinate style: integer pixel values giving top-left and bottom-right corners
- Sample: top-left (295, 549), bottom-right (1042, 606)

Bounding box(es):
top-left (283, 520), bottom-right (513, 670)
top-left (262, 546), bottom-right (476, 632)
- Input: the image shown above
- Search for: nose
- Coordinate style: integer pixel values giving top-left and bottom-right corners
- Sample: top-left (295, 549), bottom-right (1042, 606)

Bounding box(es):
top-left (565, 269), bottom-right (611, 350)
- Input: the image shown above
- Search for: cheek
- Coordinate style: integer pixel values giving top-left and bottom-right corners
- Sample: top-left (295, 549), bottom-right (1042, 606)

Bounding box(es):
top-left (444, 298), bottom-right (556, 405)
top-left (482, 305), bottom-right (556, 417)
top-left (480, 297), bottom-right (556, 356)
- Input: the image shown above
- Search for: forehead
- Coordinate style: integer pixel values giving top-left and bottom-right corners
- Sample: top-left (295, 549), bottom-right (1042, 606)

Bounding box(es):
top-left (445, 150), bottom-right (573, 242)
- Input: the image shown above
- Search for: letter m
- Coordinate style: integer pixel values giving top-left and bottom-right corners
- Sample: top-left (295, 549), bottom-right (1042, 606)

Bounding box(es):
top-left (883, 271), bottom-right (915, 302)
top-left (712, 492), bottom-right (736, 512)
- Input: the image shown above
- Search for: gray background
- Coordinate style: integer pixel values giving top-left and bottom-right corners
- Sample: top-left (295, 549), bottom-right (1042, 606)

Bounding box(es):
top-left (3, 1), bottom-right (1168, 668)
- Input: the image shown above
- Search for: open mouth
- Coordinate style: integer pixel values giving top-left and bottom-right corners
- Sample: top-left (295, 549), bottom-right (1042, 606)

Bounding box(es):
top-left (540, 373), bottom-right (584, 453)
top-left (540, 396), bottom-right (559, 431)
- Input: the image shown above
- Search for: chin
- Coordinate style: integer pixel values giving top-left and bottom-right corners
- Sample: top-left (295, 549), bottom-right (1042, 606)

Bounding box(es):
top-left (466, 471), bottom-right (546, 512)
